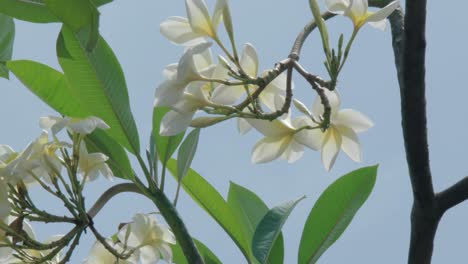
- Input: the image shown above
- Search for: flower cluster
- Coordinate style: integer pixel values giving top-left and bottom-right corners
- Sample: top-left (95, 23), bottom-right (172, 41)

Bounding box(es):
top-left (84, 214), bottom-right (175, 264)
top-left (0, 115), bottom-right (113, 262)
top-left (153, 0), bottom-right (393, 171)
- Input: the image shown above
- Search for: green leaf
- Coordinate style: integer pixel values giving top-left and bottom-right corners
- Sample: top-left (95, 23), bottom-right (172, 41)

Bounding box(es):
top-left (227, 182), bottom-right (284, 264)
top-left (252, 196), bottom-right (305, 264)
top-left (177, 129), bottom-right (200, 181)
top-left (152, 107), bottom-right (185, 164)
top-left (84, 129), bottom-right (133, 180)
top-left (6, 60), bottom-right (88, 117)
top-left (172, 238), bottom-right (222, 264)
top-left (56, 26), bottom-right (140, 154)
top-left (166, 160), bottom-right (252, 262)
top-left (0, 14), bottom-right (14, 79)
top-left (298, 165), bottom-right (378, 264)
top-left (45, 0), bottom-right (99, 50)
top-left (0, 0), bottom-right (112, 23)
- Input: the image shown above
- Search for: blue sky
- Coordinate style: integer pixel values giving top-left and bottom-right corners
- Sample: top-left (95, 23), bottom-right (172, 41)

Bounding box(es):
top-left (1, 0), bottom-right (467, 263)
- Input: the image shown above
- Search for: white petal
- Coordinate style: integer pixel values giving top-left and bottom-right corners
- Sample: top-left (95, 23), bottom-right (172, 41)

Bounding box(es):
top-left (321, 128), bottom-right (342, 171)
top-left (337, 125), bottom-right (361, 162)
top-left (139, 246), bottom-right (160, 264)
top-left (260, 73), bottom-right (288, 111)
top-left (237, 118), bottom-right (252, 134)
top-left (177, 42), bottom-right (212, 82)
top-left (348, 0), bottom-right (368, 18)
top-left (192, 46), bottom-right (213, 71)
top-left (163, 63), bottom-right (178, 80)
top-left (367, 20), bottom-right (387, 30)
top-left (293, 99), bottom-right (313, 118)
top-left (211, 84), bottom-right (245, 105)
top-left (240, 43), bottom-right (258, 78)
top-left (280, 140), bottom-right (304, 163)
top-left (154, 80), bottom-right (185, 107)
top-left (185, 0), bottom-right (214, 37)
top-left (247, 118), bottom-right (294, 138)
top-left (39, 116), bottom-right (69, 135)
top-left (251, 136), bottom-right (290, 164)
top-left (292, 117), bottom-right (323, 150)
top-left (160, 16), bottom-right (203, 44)
top-left (366, 1), bottom-right (400, 23)
top-left (311, 89), bottom-right (341, 117)
top-left (333, 109), bottom-right (373, 132)
top-left (324, 0), bottom-right (350, 14)
top-left (160, 110), bottom-right (195, 136)
top-left (212, 0), bottom-right (228, 28)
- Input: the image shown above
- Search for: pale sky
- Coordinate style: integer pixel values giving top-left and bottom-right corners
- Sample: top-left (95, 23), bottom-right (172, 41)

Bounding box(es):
top-left (1, 1), bottom-right (468, 263)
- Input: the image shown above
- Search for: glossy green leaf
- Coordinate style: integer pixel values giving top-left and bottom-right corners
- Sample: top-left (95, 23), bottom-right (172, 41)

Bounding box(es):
top-left (45, 0), bottom-right (99, 50)
top-left (172, 238), bottom-right (222, 264)
top-left (298, 165), bottom-right (378, 264)
top-left (57, 26), bottom-right (140, 154)
top-left (166, 159), bottom-right (252, 262)
top-left (228, 182), bottom-right (284, 264)
top-left (152, 107), bottom-right (185, 164)
top-left (6, 60), bottom-right (88, 117)
top-left (177, 128), bottom-right (200, 181)
top-left (0, 14), bottom-right (14, 79)
top-left (252, 196), bottom-right (304, 264)
top-left (0, 0), bottom-right (112, 23)
top-left (84, 129), bottom-right (133, 180)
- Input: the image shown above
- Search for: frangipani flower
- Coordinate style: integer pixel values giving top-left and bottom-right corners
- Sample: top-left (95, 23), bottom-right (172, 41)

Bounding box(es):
top-left (248, 97), bottom-right (321, 164)
top-left (0, 143), bottom-right (38, 185)
top-left (84, 240), bottom-right (138, 264)
top-left (118, 214), bottom-right (175, 264)
top-left (210, 43), bottom-right (288, 134)
top-left (39, 116), bottom-right (109, 136)
top-left (299, 89), bottom-right (373, 171)
top-left (78, 143), bottom-right (113, 182)
top-left (160, 0), bottom-right (231, 44)
top-left (324, 0), bottom-right (399, 30)
top-left (154, 42), bottom-right (217, 109)
top-left (160, 82), bottom-right (212, 136)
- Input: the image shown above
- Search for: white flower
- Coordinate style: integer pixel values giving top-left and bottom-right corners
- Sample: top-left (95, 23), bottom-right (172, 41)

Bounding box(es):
top-left (210, 43), bottom-right (288, 134)
top-left (0, 143), bottom-right (38, 185)
top-left (248, 97), bottom-right (321, 164)
top-left (155, 42), bottom-right (230, 136)
top-left (84, 240), bottom-right (138, 264)
top-left (39, 116), bottom-right (109, 135)
top-left (324, 0), bottom-right (400, 30)
top-left (159, 82), bottom-right (212, 136)
top-left (160, 0), bottom-right (231, 44)
top-left (305, 89), bottom-right (373, 171)
top-left (154, 42), bottom-right (216, 109)
top-left (118, 214), bottom-right (176, 264)
top-left (78, 143), bottom-right (113, 182)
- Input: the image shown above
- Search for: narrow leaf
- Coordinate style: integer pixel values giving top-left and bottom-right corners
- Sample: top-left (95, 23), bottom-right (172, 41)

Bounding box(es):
top-left (7, 60), bottom-right (88, 117)
top-left (0, 0), bottom-right (112, 23)
top-left (0, 14), bottom-right (14, 79)
top-left (177, 128), bottom-right (200, 181)
top-left (166, 160), bottom-right (252, 262)
top-left (298, 165), bottom-right (378, 264)
top-left (228, 182), bottom-right (284, 264)
top-left (56, 26), bottom-right (140, 154)
top-left (44, 0), bottom-right (99, 50)
top-left (252, 196), bottom-right (305, 264)
top-left (152, 107), bottom-right (185, 164)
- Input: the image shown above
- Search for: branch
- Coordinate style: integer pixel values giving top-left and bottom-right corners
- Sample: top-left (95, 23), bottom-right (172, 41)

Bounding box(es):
top-left (87, 183), bottom-right (142, 218)
top-left (402, 0), bottom-right (434, 205)
top-left (436, 177), bottom-right (468, 214)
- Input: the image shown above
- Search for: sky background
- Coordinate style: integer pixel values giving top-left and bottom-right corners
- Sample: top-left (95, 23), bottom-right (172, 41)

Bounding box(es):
top-left (1, 0), bottom-right (468, 263)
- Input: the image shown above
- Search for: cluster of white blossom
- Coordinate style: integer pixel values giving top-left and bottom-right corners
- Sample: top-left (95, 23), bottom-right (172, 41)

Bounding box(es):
top-left (154, 0), bottom-right (398, 171)
top-left (84, 214), bottom-right (175, 264)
